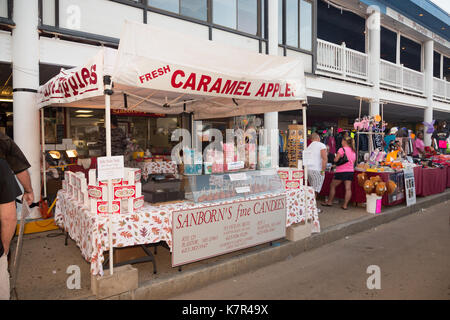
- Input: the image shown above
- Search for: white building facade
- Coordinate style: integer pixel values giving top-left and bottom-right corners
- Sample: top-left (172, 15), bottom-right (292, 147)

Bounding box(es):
top-left (0, 0), bottom-right (449, 217)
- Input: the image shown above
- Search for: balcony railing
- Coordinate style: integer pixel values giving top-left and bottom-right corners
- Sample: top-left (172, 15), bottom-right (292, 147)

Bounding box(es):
top-left (379, 60), bottom-right (425, 94)
top-left (316, 39), bottom-right (368, 81)
top-left (317, 39), bottom-right (450, 102)
top-left (433, 77), bottom-right (450, 101)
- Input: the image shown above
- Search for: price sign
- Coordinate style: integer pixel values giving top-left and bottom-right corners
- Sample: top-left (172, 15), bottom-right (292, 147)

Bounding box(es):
top-left (97, 156), bottom-right (124, 181)
top-left (404, 168), bottom-right (416, 206)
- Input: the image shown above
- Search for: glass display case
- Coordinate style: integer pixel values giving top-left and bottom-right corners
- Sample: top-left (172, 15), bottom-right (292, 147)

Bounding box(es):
top-left (185, 169), bottom-right (285, 203)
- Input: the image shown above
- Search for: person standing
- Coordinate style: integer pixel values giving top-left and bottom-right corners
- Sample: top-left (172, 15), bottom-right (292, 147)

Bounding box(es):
top-left (305, 133), bottom-right (327, 199)
top-left (321, 137), bottom-right (356, 210)
top-left (412, 131), bottom-right (425, 158)
top-left (0, 132), bottom-right (34, 300)
top-left (98, 115), bottom-right (128, 156)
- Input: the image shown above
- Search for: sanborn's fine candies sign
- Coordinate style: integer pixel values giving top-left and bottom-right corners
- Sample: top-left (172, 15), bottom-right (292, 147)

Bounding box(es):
top-left (172, 194), bottom-right (286, 266)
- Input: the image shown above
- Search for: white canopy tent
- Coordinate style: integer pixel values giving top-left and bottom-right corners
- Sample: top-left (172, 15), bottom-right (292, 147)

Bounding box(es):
top-left (37, 21), bottom-right (309, 274)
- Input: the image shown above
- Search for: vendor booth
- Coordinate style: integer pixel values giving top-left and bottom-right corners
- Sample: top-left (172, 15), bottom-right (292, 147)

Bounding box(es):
top-left (38, 21), bottom-right (319, 276)
top-left (319, 101), bottom-right (450, 211)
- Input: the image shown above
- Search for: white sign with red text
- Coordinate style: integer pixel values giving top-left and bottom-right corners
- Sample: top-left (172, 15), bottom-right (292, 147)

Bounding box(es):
top-left (37, 50), bottom-right (104, 107)
top-left (113, 21), bottom-right (306, 102)
top-left (97, 156), bottom-right (124, 181)
top-left (172, 194), bottom-right (286, 267)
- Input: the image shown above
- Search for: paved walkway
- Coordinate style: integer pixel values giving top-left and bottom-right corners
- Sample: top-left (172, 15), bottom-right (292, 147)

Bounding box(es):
top-left (171, 200), bottom-right (450, 300)
top-left (9, 195), bottom-right (444, 299)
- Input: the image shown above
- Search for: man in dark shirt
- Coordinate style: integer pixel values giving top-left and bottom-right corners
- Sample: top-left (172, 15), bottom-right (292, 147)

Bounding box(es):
top-left (0, 132), bottom-right (33, 299)
top-left (98, 115), bottom-right (128, 156)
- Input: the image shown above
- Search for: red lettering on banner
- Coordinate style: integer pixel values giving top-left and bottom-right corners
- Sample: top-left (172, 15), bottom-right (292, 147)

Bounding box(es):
top-left (208, 78), bottom-right (222, 94)
top-left (279, 84), bottom-right (285, 97)
top-left (62, 82), bottom-right (70, 98)
top-left (221, 80), bottom-right (238, 95)
top-left (90, 64), bottom-right (98, 84)
top-left (163, 65), bottom-right (171, 73)
top-left (285, 83), bottom-right (291, 97)
top-left (197, 75), bottom-right (212, 92)
top-left (255, 83), bottom-right (265, 97)
top-left (243, 82), bottom-right (251, 96)
top-left (158, 68), bottom-right (164, 76)
top-left (75, 73), bottom-right (86, 89)
top-left (183, 73), bottom-right (196, 90)
top-left (171, 70), bottom-right (185, 88)
top-left (81, 68), bottom-right (90, 86)
top-left (233, 81), bottom-right (246, 96)
top-left (264, 83), bottom-right (274, 97)
top-left (68, 77), bottom-right (79, 96)
top-left (272, 84), bottom-right (280, 97)
top-left (151, 70), bottom-right (158, 78)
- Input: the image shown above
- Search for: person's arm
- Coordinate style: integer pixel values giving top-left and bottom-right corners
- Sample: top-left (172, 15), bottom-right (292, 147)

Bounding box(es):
top-left (334, 148), bottom-right (342, 162)
top-left (320, 148), bottom-right (327, 173)
top-left (16, 169), bottom-right (34, 205)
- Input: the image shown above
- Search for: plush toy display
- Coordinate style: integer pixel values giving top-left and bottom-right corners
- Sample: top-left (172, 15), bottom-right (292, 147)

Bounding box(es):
top-left (375, 182), bottom-right (387, 196)
top-left (357, 172), bottom-right (367, 187)
top-left (387, 180), bottom-right (397, 195)
top-left (363, 180), bottom-right (375, 194)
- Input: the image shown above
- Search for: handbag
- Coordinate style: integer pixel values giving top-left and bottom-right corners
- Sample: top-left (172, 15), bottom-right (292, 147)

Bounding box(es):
top-left (334, 148), bottom-right (349, 166)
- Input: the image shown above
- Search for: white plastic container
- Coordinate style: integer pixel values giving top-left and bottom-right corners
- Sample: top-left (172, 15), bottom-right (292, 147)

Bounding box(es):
top-left (366, 193), bottom-right (382, 214)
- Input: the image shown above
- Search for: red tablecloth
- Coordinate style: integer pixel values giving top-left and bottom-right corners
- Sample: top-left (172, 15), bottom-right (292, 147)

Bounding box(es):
top-left (447, 166), bottom-right (450, 188)
top-left (420, 167), bottom-right (447, 196)
top-left (320, 166), bottom-right (448, 204)
top-left (320, 171), bottom-right (405, 206)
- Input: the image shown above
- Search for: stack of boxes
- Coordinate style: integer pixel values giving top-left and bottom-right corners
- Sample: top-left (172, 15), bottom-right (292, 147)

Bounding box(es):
top-left (63, 168), bottom-right (144, 214)
top-left (277, 168), bottom-right (304, 189)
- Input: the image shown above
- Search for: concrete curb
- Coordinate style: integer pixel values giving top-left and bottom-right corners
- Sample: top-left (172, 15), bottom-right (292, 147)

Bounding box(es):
top-left (95, 189), bottom-right (450, 300)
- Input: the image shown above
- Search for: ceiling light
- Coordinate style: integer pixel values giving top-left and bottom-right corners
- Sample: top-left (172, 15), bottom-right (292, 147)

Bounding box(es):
top-left (0, 98), bottom-right (13, 102)
top-left (402, 47), bottom-right (406, 50)
top-left (76, 114), bottom-right (94, 118)
top-left (75, 109), bottom-right (93, 113)
top-left (419, 13), bottom-right (423, 17)
top-left (442, 27), bottom-right (446, 30)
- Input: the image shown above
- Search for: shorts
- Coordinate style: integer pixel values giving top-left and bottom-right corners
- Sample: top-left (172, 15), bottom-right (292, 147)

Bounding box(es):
top-left (334, 172), bottom-right (354, 181)
top-left (0, 159), bottom-right (22, 204)
top-left (308, 170), bottom-right (325, 193)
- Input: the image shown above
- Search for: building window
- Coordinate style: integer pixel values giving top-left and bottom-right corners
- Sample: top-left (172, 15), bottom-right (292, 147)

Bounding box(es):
top-left (181, 0), bottom-right (208, 21)
top-left (237, 0), bottom-right (258, 35)
top-left (279, 0), bottom-right (313, 52)
top-left (213, 0), bottom-right (237, 29)
top-left (148, 0), bottom-right (208, 21)
top-left (300, 0), bottom-right (312, 51)
top-left (213, 0), bottom-right (259, 35)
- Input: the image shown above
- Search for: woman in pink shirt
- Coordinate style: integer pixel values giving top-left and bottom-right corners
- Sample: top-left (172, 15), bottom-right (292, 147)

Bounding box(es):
top-left (412, 131), bottom-right (425, 158)
top-left (322, 137), bottom-right (356, 210)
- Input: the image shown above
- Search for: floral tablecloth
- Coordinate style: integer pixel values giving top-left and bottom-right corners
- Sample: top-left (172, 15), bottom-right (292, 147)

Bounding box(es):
top-left (134, 161), bottom-right (178, 181)
top-left (55, 187), bottom-right (320, 276)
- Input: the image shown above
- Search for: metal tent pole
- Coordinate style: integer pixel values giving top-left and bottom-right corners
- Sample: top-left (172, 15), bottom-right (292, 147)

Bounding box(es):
top-left (104, 76), bottom-right (114, 275)
top-left (40, 108), bottom-right (47, 199)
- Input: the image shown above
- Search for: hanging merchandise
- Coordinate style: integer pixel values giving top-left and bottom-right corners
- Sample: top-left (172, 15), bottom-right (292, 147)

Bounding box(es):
top-left (287, 125), bottom-right (305, 168)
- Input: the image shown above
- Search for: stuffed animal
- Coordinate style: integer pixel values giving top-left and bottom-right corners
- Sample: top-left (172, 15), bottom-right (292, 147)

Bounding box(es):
top-left (375, 182), bottom-right (387, 196)
top-left (357, 173), bottom-right (367, 187)
top-left (363, 180), bottom-right (375, 194)
top-left (387, 180), bottom-right (397, 194)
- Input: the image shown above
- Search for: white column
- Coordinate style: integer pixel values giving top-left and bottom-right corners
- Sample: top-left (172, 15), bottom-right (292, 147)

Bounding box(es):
top-left (396, 32), bottom-right (401, 65)
top-left (423, 40), bottom-right (434, 146)
top-left (368, 9), bottom-right (380, 116)
top-left (440, 53), bottom-right (444, 79)
top-left (12, 0), bottom-right (41, 218)
top-left (265, 0), bottom-right (279, 168)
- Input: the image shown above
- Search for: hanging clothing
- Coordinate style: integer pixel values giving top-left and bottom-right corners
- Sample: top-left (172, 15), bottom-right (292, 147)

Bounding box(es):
top-left (384, 134), bottom-right (396, 152)
top-left (327, 136), bottom-right (336, 154)
top-left (358, 133), bottom-right (369, 152)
